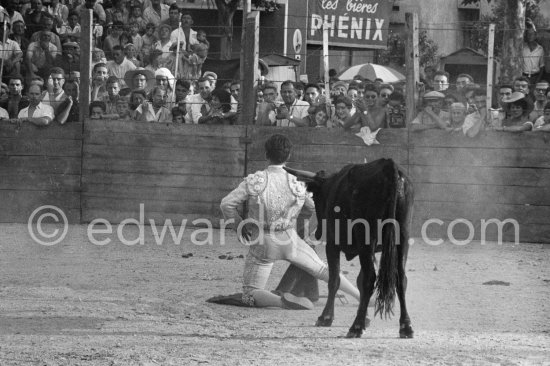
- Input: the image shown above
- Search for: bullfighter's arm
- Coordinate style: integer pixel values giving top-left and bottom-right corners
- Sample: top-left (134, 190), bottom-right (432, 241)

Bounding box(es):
top-left (220, 181), bottom-right (249, 230)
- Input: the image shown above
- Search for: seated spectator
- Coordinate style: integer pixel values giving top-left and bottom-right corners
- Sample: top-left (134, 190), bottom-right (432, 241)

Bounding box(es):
top-left (0, 22), bottom-right (23, 78)
top-left (5, 1), bottom-right (24, 26)
top-left (170, 13), bottom-right (199, 52)
top-left (129, 6), bottom-right (148, 34)
top-left (107, 46), bottom-right (137, 89)
top-left (58, 41), bottom-right (80, 75)
top-left (529, 81), bottom-right (549, 121)
top-left (448, 103), bottom-right (467, 130)
top-left (125, 69), bottom-right (155, 94)
top-left (105, 0), bottom-right (129, 25)
top-left (174, 79), bottom-right (191, 104)
top-left (134, 86), bottom-right (172, 122)
top-left (55, 78), bottom-right (79, 125)
top-left (495, 92), bottom-right (534, 132)
top-left (0, 75), bottom-right (29, 118)
top-left (104, 21), bottom-right (124, 58)
top-left (411, 91), bottom-right (450, 131)
top-left (92, 12), bottom-right (103, 48)
top-left (141, 23), bottom-right (157, 62)
top-left (11, 84), bottom-right (54, 126)
top-left (125, 43), bottom-right (141, 68)
top-left (91, 62), bottom-right (109, 101)
top-left (143, 0), bottom-right (170, 26)
top-left (30, 12), bottom-right (62, 52)
top-left (89, 100), bottom-right (107, 119)
top-left (24, 0), bottom-right (46, 37)
top-left (119, 32), bottom-right (132, 50)
top-left (198, 88), bottom-right (233, 125)
top-left (9, 20), bottom-right (30, 54)
top-left (386, 91), bottom-right (406, 128)
top-left (48, 0), bottom-right (69, 30)
top-left (42, 67), bottom-right (67, 110)
top-left (91, 48), bottom-right (107, 71)
top-left (346, 83), bottom-right (387, 130)
top-left (185, 76), bottom-right (213, 124)
top-left (101, 76), bottom-right (122, 114)
top-left (172, 107), bottom-right (184, 123)
top-left (26, 31), bottom-right (60, 83)
top-left (533, 104), bottom-right (550, 132)
top-left (155, 67), bottom-right (175, 103)
top-left (128, 21), bottom-right (144, 57)
top-left (59, 11), bottom-right (81, 43)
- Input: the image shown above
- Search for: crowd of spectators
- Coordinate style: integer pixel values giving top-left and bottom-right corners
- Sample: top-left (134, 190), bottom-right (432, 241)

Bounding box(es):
top-left (1, 1), bottom-right (549, 134)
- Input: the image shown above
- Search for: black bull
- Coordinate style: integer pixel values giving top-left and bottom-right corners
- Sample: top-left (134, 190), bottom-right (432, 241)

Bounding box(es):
top-left (285, 158), bottom-right (414, 338)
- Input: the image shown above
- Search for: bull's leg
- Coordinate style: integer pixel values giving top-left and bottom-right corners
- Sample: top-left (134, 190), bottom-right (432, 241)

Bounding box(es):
top-left (346, 251), bottom-right (376, 338)
top-left (316, 244), bottom-right (340, 327)
top-left (397, 215), bottom-right (413, 338)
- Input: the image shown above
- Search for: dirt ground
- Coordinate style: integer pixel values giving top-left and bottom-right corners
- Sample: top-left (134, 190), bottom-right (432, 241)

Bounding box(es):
top-left (0, 222), bottom-right (549, 366)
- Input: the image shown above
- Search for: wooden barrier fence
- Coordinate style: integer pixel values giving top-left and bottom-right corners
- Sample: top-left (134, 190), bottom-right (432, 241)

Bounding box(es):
top-left (1, 121), bottom-right (549, 243)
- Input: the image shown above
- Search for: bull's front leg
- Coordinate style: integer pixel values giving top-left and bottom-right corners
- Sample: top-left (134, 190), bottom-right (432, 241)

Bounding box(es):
top-left (347, 251), bottom-right (376, 338)
top-left (316, 243), bottom-right (340, 327)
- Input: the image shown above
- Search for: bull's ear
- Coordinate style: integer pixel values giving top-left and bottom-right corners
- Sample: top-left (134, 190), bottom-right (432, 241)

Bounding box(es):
top-left (284, 166), bottom-right (317, 183)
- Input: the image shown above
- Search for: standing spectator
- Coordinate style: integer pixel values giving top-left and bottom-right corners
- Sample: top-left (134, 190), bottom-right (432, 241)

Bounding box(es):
top-left (0, 75), bottom-right (29, 119)
top-left (124, 43), bottom-right (141, 68)
top-left (170, 12), bottom-right (198, 52)
top-left (461, 88), bottom-right (486, 137)
top-left (55, 78), bottom-right (79, 125)
top-left (0, 23), bottom-right (23, 78)
top-left (129, 89), bottom-right (147, 118)
top-left (101, 76), bottom-right (121, 114)
top-left (30, 12), bottom-right (62, 52)
top-left (163, 4), bottom-right (181, 32)
top-left (255, 82), bottom-right (278, 125)
top-left (107, 45), bottom-right (137, 88)
top-left (134, 86), bottom-right (172, 122)
top-left (522, 26), bottom-right (544, 87)
top-left (12, 84), bottom-right (54, 126)
top-left (141, 23), bottom-right (157, 63)
top-left (448, 103), bottom-right (467, 130)
top-left (91, 62), bottom-right (109, 101)
top-left (529, 81), bottom-right (549, 121)
top-left (332, 96), bottom-right (354, 129)
top-left (9, 20), bottom-right (30, 54)
top-left (386, 91), bottom-right (407, 128)
top-left (455, 73), bottom-right (474, 91)
top-left (513, 76), bottom-right (531, 96)
top-left (75, 0), bottom-right (106, 24)
top-left (496, 92), bottom-right (534, 132)
top-left (143, 0), bottom-right (169, 26)
top-left (488, 84), bottom-right (513, 128)
top-left (345, 83), bottom-right (387, 131)
top-left (229, 80), bottom-right (240, 101)
top-left (272, 80), bottom-right (310, 127)
top-left (42, 67), bottom-right (67, 110)
top-left (433, 71), bottom-right (450, 92)
top-left (26, 31), bottom-right (59, 82)
top-left (378, 84), bottom-right (393, 108)
top-left (198, 88), bottom-right (233, 125)
top-left (196, 30), bottom-right (210, 50)
top-left (410, 91), bottom-right (450, 131)
top-left (185, 76), bottom-right (213, 124)
top-left (153, 24), bottom-right (173, 64)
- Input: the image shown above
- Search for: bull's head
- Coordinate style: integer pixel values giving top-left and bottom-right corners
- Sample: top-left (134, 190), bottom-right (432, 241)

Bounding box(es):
top-left (284, 166), bottom-right (328, 240)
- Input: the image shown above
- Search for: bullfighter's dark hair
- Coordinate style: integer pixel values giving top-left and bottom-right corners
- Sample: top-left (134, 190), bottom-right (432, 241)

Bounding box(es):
top-left (265, 134), bottom-right (292, 164)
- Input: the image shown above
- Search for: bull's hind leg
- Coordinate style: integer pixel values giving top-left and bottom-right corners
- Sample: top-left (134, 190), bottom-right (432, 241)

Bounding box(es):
top-left (397, 212), bottom-right (414, 338)
top-left (316, 244), bottom-right (340, 327)
top-left (346, 250), bottom-right (376, 338)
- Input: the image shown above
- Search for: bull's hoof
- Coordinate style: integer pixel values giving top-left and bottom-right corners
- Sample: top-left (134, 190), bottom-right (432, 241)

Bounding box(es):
top-left (315, 316), bottom-right (333, 327)
top-left (345, 325), bottom-right (364, 338)
top-left (399, 324), bottom-right (414, 338)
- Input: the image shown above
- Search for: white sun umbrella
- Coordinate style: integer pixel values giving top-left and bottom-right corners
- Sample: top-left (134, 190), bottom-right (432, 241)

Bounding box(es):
top-left (337, 63), bottom-right (405, 83)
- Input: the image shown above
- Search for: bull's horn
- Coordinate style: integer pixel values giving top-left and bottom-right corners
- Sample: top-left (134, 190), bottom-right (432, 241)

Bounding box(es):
top-left (284, 166), bottom-right (317, 179)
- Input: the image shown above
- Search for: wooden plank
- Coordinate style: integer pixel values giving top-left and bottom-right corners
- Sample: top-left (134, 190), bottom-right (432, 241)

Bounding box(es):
top-left (83, 158), bottom-right (244, 177)
top-left (0, 173), bottom-right (81, 191)
top-left (405, 12), bottom-right (420, 125)
top-left (84, 131), bottom-right (243, 150)
top-left (410, 130), bottom-right (550, 149)
top-left (81, 171), bottom-right (241, 189)
top-left (0, 138), bottom-right (82, 157)
top-left (410, 147), bottom-right (550, 168)
top-left (82, 209), bottom-right (223, 226)
top-left (413, 201), bottom-right (550, 225)
top-left (239, 11), bottom-right (259, 125)
top-left (83, 197), bottom-right (221, 216)
top-left (83, 144), bottom-right (244, 164)
top-left (248, 126), bottom-right (409, 146)
top-left (415, 183), bottom-right (550, 206)
top-left (0, 156), bottom-right (81, 175)
top-left (0, 190), bottom-right (80, 223)
top-left (410, 165), bottom-right (550, 187)
top-left (84, 119), bottom-right (246, 138)
top-left (0, 122), bottom-right (83, 139)
top-left (82, 184), bottom-right (232, 202)
top-left (79, 9), bottom-right (92, 121)
top-left (248, 144), bottom-right (407, 165)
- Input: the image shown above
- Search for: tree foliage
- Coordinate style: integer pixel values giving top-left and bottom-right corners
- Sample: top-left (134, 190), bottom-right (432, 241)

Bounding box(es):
top-left (378, 31), bottom-right (440, 68)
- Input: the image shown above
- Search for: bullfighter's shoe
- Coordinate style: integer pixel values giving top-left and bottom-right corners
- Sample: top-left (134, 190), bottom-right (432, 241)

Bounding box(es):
top-left (281, 293), bottom-right (314, 310)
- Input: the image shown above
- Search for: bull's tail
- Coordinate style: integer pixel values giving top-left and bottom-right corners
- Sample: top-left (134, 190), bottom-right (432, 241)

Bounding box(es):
top-left (374, 162), bottom-right (399, 319)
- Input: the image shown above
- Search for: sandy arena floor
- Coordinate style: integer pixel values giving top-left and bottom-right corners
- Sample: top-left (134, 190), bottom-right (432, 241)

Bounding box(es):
top-left (0, 223), bottom-right (549, 366)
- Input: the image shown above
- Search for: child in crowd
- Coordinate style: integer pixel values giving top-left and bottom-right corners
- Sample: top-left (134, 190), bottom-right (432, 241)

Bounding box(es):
top-left (180, 43), bottom-right (208, 81)
top-left (129, 5), bottom-right (147, 34)
top-left (125, 43), bottom-right (141, 67)
top-left (129, 21), bottom-right (144, 55)
top-left (534, 104), bottom-right (550, 132)
top-left (102, 76), bottom-right (121, 114)
top-left (142, 23), bottom-right (158, 61)
top-left (116, 97), bottom-right (132, 120)
top-left (312, 105), bottom-right (329, 128)
top-left (59, 11), bottom-right (81, 42)
top-left (386, 92), bottom-right (407, 128)
top-left (91, 62), bottom-right (109, 101)
top-left (196, 30), bottom-right (210, 49)
top-left (89, 101), bottom-right (106, 119)
top-left (104, 21), bottom-right (124, 58)
top-left (172, 107), bottom-right (184, 123)
top-left (92, 13), bottom-right (103, 48)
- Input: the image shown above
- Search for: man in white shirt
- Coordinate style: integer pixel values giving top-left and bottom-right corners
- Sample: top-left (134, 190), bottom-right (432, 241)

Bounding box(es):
top-left (106, 46), bottom-right (136, 88)
top-left (0, 23), bottom-right (23, 76)
top-left (143, 0), bottom-right (169, 25)
top-left (522, 27), bottom-right (545, 86)
top-left (169, 12), bottom-right (198, 51)
top-left (11, 84), bottom-right (54, 126)
top-left (42, 67), bottom-right (67, 111)
top-left (273, 80), bottom-right (310, 127)
top-left (185, 76), bottom-right (213, 124)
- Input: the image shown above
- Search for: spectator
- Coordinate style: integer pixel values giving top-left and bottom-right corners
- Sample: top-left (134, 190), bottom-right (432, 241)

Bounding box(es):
top-left (331, 80), bottom-right (348, 98)
top-left (55, 78), bottom-right (79, 125)
top-left (410, 91), bottom-right (449, 131)
top-left (261, 80), bottom-right (308, 127)
top-left (153, 24), bottom-right (174, 65)
top-left (6, 0), bottom-right (25, 25)
top-left (0, 104), bottom-right (8, 120)
top-left (255, 82), bottom-right (278, 125)
top-left (125, 43), bottom-right (141, 68)
top-left (443, 92), bottom-right (460, 112)
top-left (124, 69), bottom-right (155, 94)
top-left (309, 105), bottom-right (329, 128)
top-left (378, 84), bottom-right (393, 107)
top-left (196, 30), bottom-right (210, 50)
top-left (24, 0), bottom-right (46, 37)
top-left (58, 41), bottom-right (80, 75)
top-left (256, 88), bottom-right (264, 104)
top-left (89, 100), bottom-right (106, 119)
top-left (463, 84), bottom-right (481, 114)
top-left (433, 70), bottom-right (450, 92)
top-left (346, 83), bottom-right (387, 131)
top-left (115, 97), bottom-right (131, 120)
top-left (26, 31), bottom-right (59, 82)
top-left (107, 45), bottom-right (137, 89)
top-left (533, 104), bottom-right (550, 132)
top-left (229, 80), bottom-right (240, 101)
top-left (42, 67), bottom-right (67, 110)
top-left (421, 65), bottom-right (436, 90)
top-left (135, 86), bottom-right (172, 122)
top-left (172, 107), bottom-right (184, 123)
top-left (163, 4), bottom-right (181, 32)
top-left (373, 78), bottom-right (383, 90)
top-left (103, 21), bottom-right (123, 58)
top-left (513, 76), bottom-right (531, 96)
top-left (129, 6), bottom-right (147, 35)
top-left (495, 92), bottom-right (534, 132)
top-left (141, 23), bottom-right (157, 61)
top-left (0, 22), bottom-right (23, 77)
top-left (332, 95), bottom-right (354, 129)
top-left (448, 103), bottom-right (467, 130)
top-left (119, 32), bottom-right (132, 50)
top-left (9, 20), bottom-right (30, 54)
top-left (143, 0), bottom-right (169, 26)
top-left (461, 88), bottom-right (486, 137)
top-left (386, 91), bottom-right (406, 128)
top-left (529, 81), bottom-right (549, 121)
top-left (76, 0), bottom-right (106, 24)
top-left (30, 12), bottom-right (62, 52)
top-left (12, 84), bottom-right (54, 126)
top-left (155, 67), bottom-right (175, 103)
top-left (101, 76), bottom-right (121, 114)
top-left (91, 12), bottom-right (103, 48)
top-left (105, 0), bottom-right (129, 25)
top-left (174, 79), bottom-right (190, 113)
top-left (128, 21), bottom-right (144, 56)
top-left (202, 71), bottom-right (218, 88)
top-left (91, 62), bottom-right (109, 101)
top-left (198, 88), bottom-right (233, 125)
top-left (47, 0), bottom-right (69, 29)
top-left (170, 12), bottom-right (198, 52)
top-left (178, 42), bottom-right (207, 81)
top-left (129, 89), bottom-right (147, 118)
top-left (455, 73), bottom-right (474, 91)
top-left (0, 75), bottom-right (29, 118)
top-left (522, 27), bottom-right (544, 87)
top-left (58, 11), bottom-right (81, 43)
top-left (346, 85), bottom-right (359, 102)
top-left (185, 76), bottom-right (213, 124)
top-left (488, 84), bottom-right (513, 128)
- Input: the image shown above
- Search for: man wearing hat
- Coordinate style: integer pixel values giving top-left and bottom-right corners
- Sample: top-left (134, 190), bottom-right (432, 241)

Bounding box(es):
top-left (124, 68), bottom-right (155, 93)
top-left (411, 91), bottom-right (450, 130)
